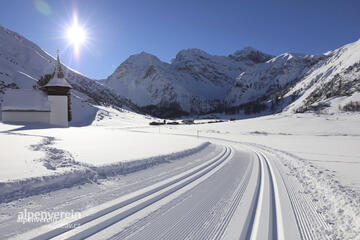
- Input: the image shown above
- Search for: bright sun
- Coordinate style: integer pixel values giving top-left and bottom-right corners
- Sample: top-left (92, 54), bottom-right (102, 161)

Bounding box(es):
top-left (66, 22), bottom-right (86, 47)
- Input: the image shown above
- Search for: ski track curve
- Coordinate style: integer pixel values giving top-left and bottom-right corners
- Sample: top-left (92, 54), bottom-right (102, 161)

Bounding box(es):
top-left (11, 130), bottom-right (332, 240)
top-left (17, 145), bottom-right (234, 240)
top-left (106, 147), bottom-right (252, 240)
top-left (159, 131), bottom-right (336, 240)
top-left (241, 151), bottom-right (278, 240)
top-left (248, 144), bottom-right (332, 240)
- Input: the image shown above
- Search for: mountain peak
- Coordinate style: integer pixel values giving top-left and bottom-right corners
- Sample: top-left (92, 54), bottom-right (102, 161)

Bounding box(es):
top-left (125, 51), bottom-right (162, 66)
top-left (229, 47), bottom-right (273, 64)
top-left (173, 48), bottom-right (210, 62)
top-left (132, 51), bottom-right (158, 59)
top-left (138, 51), bottom-right (154, 56)
top-left (177, 48), bottom-right (208, 55)
top-left (236, 46), bottom-right (258, 54)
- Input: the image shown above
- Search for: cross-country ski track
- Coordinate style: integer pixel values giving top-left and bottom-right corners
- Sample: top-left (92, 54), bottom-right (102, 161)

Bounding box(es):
top-left (12, 133), bottom-right (331, 240)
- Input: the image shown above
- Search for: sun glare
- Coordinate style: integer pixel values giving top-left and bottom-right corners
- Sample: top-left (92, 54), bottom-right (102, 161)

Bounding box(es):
top-left (63, 14), bottom-right (91, 58)
top-left (66, 23), bottom-right (86, 46)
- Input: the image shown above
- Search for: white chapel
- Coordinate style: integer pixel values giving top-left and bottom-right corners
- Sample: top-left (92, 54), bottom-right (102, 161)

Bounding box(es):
top-left (1, 54), bottom-right (72, 127)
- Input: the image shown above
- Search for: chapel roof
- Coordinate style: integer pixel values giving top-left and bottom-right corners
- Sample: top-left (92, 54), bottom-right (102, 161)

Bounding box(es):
top-left (44, 53), bottom-right (72, 88)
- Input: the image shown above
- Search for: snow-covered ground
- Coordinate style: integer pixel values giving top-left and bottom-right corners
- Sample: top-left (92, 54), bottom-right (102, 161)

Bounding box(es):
top-left (0, 129), bottom-right (46, 181)
top-left (161, 113), bottom-right (360, 187)
top-left (150, 112), bottom-right (360, 239)
top-left (0, 108), bottom-right (206, 181)
top-left (1, 109), bottom-right (359, 239)
top-left (0, 108), bottom-right (208, 204)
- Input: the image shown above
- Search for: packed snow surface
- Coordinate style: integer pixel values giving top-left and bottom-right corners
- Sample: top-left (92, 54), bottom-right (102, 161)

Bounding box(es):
top-left (0, 108), bottom-right (205, 182)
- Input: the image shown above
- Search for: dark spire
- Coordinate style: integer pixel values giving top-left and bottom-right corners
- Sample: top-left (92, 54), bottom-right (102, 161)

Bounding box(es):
top-left (55, 50), bottom-right (65, 78)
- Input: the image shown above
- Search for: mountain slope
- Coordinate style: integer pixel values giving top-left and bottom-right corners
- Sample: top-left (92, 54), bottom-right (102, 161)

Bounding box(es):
top-left (0, 25), bottom-right (139, 125)
top-left (224, 39), bottom-right (360, 116)
top-left (284, 39), bottom-right (360, 113)
top-left (225, 53), bottom-right (325, 107)
top-left (104, 48), bottom-right (273, 116)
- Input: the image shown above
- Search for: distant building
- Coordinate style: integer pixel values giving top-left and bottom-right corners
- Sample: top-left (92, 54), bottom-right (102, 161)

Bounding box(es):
top-left (1, 54), bottom-right (72, 127)
top-left (182, 119), bottom-right (194, 124)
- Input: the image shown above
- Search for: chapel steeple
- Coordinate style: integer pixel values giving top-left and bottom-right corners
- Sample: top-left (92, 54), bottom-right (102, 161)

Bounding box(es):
top-left (43, 50), bottom-right (72, 124)
top-left (44, 51), bottom-right (72, 90)
top-left (55, 50), bottom-right (65, 79)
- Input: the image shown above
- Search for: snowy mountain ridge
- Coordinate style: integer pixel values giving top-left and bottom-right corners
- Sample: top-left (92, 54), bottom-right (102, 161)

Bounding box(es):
top-left (104, 47), bottom-right (273, 116)
top-left (285, 38), bottom-right (360, 113)
top-left (105, 38), bottom-right (360, 117)
top-left (225, 53), bottom-right (326, 107)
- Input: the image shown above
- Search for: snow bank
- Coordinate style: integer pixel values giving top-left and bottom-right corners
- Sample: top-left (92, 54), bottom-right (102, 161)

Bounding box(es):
top-left (94, 142), bottom-right (210, 177)
top-left (0, 167), bottom-right (96, 203)
top-left (0, 140), bottom-right (210, 203)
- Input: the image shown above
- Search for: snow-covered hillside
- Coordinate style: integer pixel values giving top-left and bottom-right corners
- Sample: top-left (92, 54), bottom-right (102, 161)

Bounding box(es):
top-left (0, 25), bottom-right (139, 125)
top-left (105, 39), bottom-right (360, 117)
top-left (104, 47), bottom-right (273, 117)
top-left (285, 39), bottom-right (360, 113)
top-left (225, 53), bottom-right (325, 107)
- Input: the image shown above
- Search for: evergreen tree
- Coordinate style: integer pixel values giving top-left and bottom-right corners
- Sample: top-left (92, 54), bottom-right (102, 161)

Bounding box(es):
top-left (37, 73), bottom-right (54, 87)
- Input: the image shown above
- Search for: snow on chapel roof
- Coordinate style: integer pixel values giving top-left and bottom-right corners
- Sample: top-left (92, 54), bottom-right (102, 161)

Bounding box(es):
top-left (44, 53), bottom-right (72, 88)
top-left (2, 89), bottom-right (50, 112)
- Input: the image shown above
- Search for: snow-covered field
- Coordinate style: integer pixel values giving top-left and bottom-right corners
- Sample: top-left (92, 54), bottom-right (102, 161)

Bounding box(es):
top-left (162, 113), bottom-right (360, 187)
top-left (1, 110), bottom-right (359, 239)
top-left (0, 108), bottom-right (208, 205)
top-left (0, 130), bottom-right (46, 181)
top-left (0, 109), bottom-right (206, 181)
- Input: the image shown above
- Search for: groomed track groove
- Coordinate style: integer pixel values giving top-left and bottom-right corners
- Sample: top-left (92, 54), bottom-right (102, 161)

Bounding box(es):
top-left (28, 146), bottom-right (232, 240)
top-left (246, 151), bottom-right (279, 240)
top-left (212, 159), bottom-right (254, 240)
top-left (108, 146), bottom-right (251, 240)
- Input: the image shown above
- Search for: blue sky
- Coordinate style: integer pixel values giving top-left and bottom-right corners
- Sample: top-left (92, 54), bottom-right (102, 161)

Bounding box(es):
top-left (1, 0), bottom-right (360, 79)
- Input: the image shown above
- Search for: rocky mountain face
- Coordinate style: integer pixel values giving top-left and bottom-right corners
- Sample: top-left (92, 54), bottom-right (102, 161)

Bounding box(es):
top-left (104, 47), bottom-right (273, 117)
top-left (284, 39), bottom-right (360, 114)
top-left (106, 39), bottom-right (360, 117)
top-left (225, 53), bottom-right (325, 107)
top-left (0, 25), bottom-right (139, 125)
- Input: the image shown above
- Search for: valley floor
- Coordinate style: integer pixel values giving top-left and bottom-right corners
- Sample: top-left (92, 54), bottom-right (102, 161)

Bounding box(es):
top-left (0, 110), bottom-right (359, 239)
